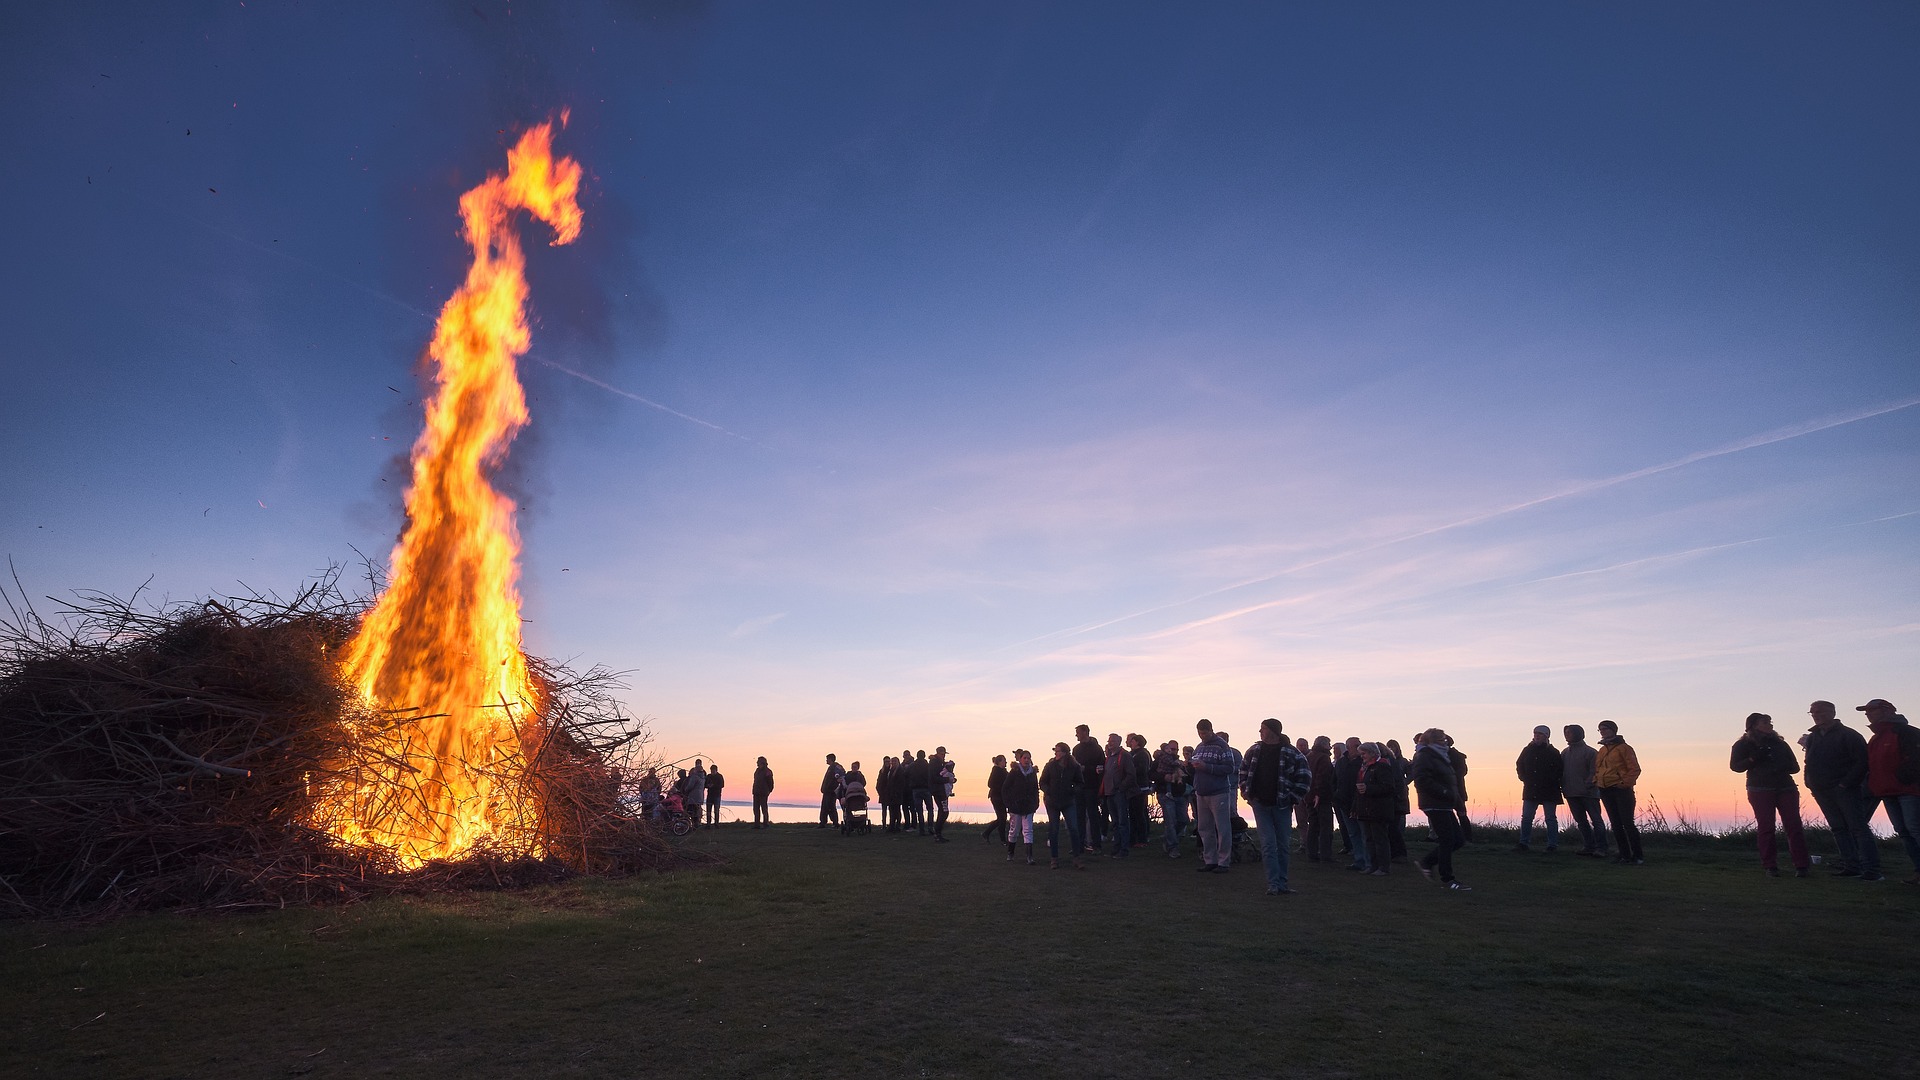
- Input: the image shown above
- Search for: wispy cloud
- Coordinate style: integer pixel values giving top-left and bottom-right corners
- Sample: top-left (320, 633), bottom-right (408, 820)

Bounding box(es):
top-left (728, 611), bottom-right (788, 639)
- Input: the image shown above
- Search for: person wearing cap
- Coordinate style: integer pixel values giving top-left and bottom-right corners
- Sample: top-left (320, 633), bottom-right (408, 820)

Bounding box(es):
top-left (1861, 698), bottom-right (1920, 884)
top-left (1514, 725), bottom-right (1563, 853)
top-left (1560, 725), bottom-right (1609, 858)
top-left (1730, 713), bottom-right (1811, 877)
top-left (1594, 720), bottom-right (1644, 864)
top-left (1002, 749), bottom-right (1041, 865)
top-left (1801, 701), bottom-right (1881, 880)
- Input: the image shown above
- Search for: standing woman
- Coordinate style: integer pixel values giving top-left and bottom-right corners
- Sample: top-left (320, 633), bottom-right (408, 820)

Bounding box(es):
top-left (1003, 749), bottom-right (1042, 864)
top-left (1731, 713), bottom-right (1811, 877)
top-left (1412, 728), bottom-right (1470, 891)
top-left (751, 757), bottom-right (774, 829)
top-left (983, 754), bottom-right (1009, 842)
top-left (1354, 743), bottom-right (1396, 876)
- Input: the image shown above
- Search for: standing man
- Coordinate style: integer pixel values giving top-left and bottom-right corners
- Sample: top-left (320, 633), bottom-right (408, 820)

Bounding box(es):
top-left (908, 750), bottom-right (932, 834)
top-left (929, 746), bottom-right (955, 842)
top-left (818, 754), bottom-right (845, 829)
top-left (1040, 742), bottom-right (1086, 869)
top-left (983, 754), bottom-right (1009, 843)
top-left (1072, 725), bottom-right (1107, 851)
top-left (1861, 699), bottom-right (1920, 885)
top-left (1127, 734), bottom-right (1154, 848)
top-left (1304, 737), bottom-right (1335, 864)
top-left (1154, 740), bottom-right (1190, 858)
top-left (1594, 720), bottom-right (1644, 864)
top-left (1561, 725), bottom-right (1609, 858)
top-left (686, 760), bottom-right (708, 819)
top-left (1240, 718), bottom-right (1312, 895)
top-left (1514, 726), bottom-right (1563, 853)
top-left (1802, 700), bottom-right (1880, 880)
top-left (1334, 736), bottom-right (1366, 870)
top-left (704, 761), bottom-right (725, 829)
top-left (1190, 719), bottom-right (1236, 874)
top-left (751, 756), bottom-right (774, 829)
top-left (1102, 733), bottom-right (1135, 858)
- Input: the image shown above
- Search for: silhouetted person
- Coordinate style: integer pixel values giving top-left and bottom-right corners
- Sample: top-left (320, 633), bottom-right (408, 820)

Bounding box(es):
top-left (1514, 726), bottom-right (1562, 853)
top-left (819, 754), bottom-right (845, 828)
top-left (1731, 712), bottom-right (1810, 877)
top-left (1413, 727), bottom-right (1469, 890)
top-left (751, 756), bottom-right (773, 829)
top-left (1594, 720), bottom-right (1644, 864)
top-left (1802, 700), bottom-right (1880, 880)
top-left (704, 762), bottom-right (724, 828)
top-left (984, 754), bottom-right (1009, 842)
top-left (1561, 725), bottom-right (1609, 857)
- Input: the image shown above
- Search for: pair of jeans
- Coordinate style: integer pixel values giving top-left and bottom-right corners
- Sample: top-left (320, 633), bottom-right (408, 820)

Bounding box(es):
top-left (1565, 796), bottom-right (1608, 853)
top-left (818, 793), bottom-right (838, 825)
top-left (1878, 793), bottom-right (1920, 872)
top-left (1362, 819), bottom-right (1391, 872)
top-left (1518, 800), bottom-right (1560, 848)
top-left (1420, 808), bottom-right (1463, 880)
top-left (751, 793), bottom-right (770, 826)
top-left (1334, 806), bottom-right (1369, 869)
top-left (1047, 801), bottom-right (1084, 859)
top-left (1195, 791), bottom-right (1233, 867)
top-left (1388, 812), bottom-right (1408, 859)
top-left (1748, 787), bottom-right (1810, 870)
top-left (1303, 803), bottom-right (1333, 862)
top-left (705, 794), bottom-right (721, 826)
top-left (1130, 793), bottom-right (1151, 846)
top-left (1599, 787), bottom-right (1643, 860)
top-left (1809, 785), bottom-right (1880, 873)
top-left (984, 799), bottom-right (1007, 841)
top-left (911, 787), bottom-right (932, 832)
top-left (1160, 793), bottom-right (1190, 853)
top-left (1076, 790), bottom-right (1103, 850)
top-left (930, 793), bottom-right (950, 837)
top-left (1105, 793), bottom-right (1132, 855)
top-left (1250, 801), bottom-right (1293, 891)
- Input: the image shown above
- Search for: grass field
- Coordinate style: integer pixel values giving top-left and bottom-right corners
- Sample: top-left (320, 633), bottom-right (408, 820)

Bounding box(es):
top-left (3, 821), bottom-right (1915, 1079)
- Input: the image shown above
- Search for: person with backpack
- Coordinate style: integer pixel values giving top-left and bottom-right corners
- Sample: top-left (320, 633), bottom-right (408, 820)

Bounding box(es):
top-left (983, 754), bottom-right (1009, 843)
top-left (1730, 712), bottom-right (1810, 877)
top-left (1239, 718), bottom-right (1312, 895)
top-left (818, 754), bottom-right (845, 828)
top-left (1514, 726), bottom-right (1563, 853)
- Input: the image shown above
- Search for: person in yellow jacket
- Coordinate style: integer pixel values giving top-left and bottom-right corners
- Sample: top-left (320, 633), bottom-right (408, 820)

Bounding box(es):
top-left (1594, 720), bottom-right (1644, 864)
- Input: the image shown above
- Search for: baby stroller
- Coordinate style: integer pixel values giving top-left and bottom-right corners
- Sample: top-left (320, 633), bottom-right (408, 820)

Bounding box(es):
top-left (840, 785), bottom-right (871, 836)
top-left (1230, 812), bottom-right (1257, 865)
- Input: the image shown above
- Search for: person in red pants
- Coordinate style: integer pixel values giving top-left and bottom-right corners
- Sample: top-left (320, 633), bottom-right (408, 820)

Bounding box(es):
top-left (1731, 712), bottom-right (1811, 877)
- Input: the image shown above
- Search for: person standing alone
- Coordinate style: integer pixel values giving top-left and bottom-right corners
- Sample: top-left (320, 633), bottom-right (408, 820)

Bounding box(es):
top-left (751, 756), bottom-right (774, 829)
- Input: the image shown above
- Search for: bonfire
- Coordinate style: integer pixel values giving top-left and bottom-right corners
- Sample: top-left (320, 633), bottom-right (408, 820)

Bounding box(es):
top-left (0, 121), bottom-right (680, 917)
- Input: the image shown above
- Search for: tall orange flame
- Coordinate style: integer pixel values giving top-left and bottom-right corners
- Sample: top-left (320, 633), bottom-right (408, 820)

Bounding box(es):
top-left (329, 121), bottom-right (582, 865)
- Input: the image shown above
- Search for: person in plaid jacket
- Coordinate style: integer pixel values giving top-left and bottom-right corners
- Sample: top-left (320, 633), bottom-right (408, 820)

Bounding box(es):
top-left (1239, 718), bottom-right (1313, 895)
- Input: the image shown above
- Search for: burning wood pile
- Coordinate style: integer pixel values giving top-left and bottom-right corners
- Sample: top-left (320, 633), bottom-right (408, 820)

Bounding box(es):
top-left (1, 120), bottom-right (692, 917)
top-left (0, 575), bottom-right (673, 917)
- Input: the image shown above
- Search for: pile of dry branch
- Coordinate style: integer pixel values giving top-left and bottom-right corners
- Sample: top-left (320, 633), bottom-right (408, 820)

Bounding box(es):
top-left (0, 571), bottom-right (679, 918)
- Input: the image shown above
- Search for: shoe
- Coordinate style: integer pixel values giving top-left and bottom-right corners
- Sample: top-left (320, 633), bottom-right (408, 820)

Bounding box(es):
top-left (1765, 867), bottom-right (1779, 877)
top-left (1446, 881), bottom-right (1472, 892)
top-left (1214, 866), bottom-right (1228, 874)
top-left (1418, 864), bottom-right (1434, 881)
top-left (1794, 867), bottom-right (1809, 878)
top-left (1346, 863), bottom-right (1366, 871)
top-left (1197, 864), bottom-right (1218, 873)
top-left (1026, 857), bottom-right (1037, 865)
top-left (1512, 843), bottom-right (1530, 853)
top-left (1167, 850), bottom-right (1181, 859)
top-left (1543, 847), bottom-right (1557, 854)
top-left (1267, 886), bottom-right (1296, 895)
top-left (1830, 867), bottom-right (1860, 877)
top-left (1632, 858), bottom-right (1644, 865)
top-left (1050, 858), bottom-right (1059, 869)
top-left (1904, 874), bottom-right (1920, 886)
top-left (1860, 871), bottom-right (1884, 881)
top-left (1367, 868), bottom-right (1389, 876)
top-left (1072, 857), bottom-right (1085, 870)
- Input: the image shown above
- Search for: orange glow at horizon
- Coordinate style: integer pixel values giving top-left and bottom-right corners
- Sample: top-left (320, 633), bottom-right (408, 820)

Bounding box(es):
top-left (322, 120), bottom-right (582, 866)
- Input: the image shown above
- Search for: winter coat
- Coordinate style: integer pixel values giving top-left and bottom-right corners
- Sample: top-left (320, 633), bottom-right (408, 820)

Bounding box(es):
top-left (1333, 754), bottom-right (1362, 814)
top-left (819, 763), bottom-right (844, 795)
top-left (986, 763), bottom-right (1008, 808)
top-left (1449, 749), bottom-right (1471, 801)
top-left (1516, 743), bottom-right (1564, 803)
top-left (1410, 745), bottom-right (1461, 811)
top-left (1152, 747), bottom-right (1187, 797)
top-left (1039, 758), bottom-right (1083, 812)
top-left (752, 765), bottom-right (774, 797)
top-left (1594, 737), bottom-right (1641, 789)
top-left (1354, 760), bottom-right (1399, 822)
top-left (1866, 717), bottom-right (1920, 798)
top-left (1101, 746), bottom-right (1137, 798)
top-left (1189, 736), bottom-right (1236, 797)
top-left (1307, 749), bottom-right (1335, 806)
top-left (1561, 740), bottom-right (1599, 799)
top-left (1730, 733), bottom-right (1799, 791)
top-left (1002, 765), bottom-right (1041, 815)
top-left (1802, 723), bottom-right (1869, 792)
top-left (907, 758), bottom-right (931, 790)
top-left (1072, 737), bottom-right (1106, 795)
top-left (705, 770), bottom-right (724, 797)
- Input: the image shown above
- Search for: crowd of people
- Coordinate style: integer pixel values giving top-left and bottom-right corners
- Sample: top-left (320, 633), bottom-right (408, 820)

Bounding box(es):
top-left (677, 696), bottom-right (1920, 891)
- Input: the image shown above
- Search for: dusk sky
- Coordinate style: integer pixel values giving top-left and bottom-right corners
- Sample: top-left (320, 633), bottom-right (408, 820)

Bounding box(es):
top-left (4, 3), bottom-right (1916, 823)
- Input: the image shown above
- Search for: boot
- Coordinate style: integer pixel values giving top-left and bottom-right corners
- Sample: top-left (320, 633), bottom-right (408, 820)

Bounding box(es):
top-left (1049, 856), bottom-right (1059, 869)
top-left (1025, 843), bottom-right (1036, 865)
top-left (1006, 842), bottom-right (1015, 861)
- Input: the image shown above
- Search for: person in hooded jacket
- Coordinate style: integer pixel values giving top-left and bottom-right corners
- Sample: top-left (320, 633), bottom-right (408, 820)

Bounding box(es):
top-left (1412, 728), bottom-right (1470, 891)
top-left (751, 756), bottom-right (774, 829)
top-left (1002, 749), bottom-right (1042, 865)
top-left (983, 754), bottom-right (1009, 843)
top-left (1861, 698), bottom-right (1920, 884)
top-left (1560, 725), bottom-right (1609, 858)
top-left (1040, 742), bottom-right (1086, 869)
top-left (1730, 712), bottom-right (1810, 877)
top-left (1514, 726), bottom-right (1563, 853)
top-left (1594, 720), bottom-right (1644, 864)
top-left (1802, 700), bottom-right (1881, 880)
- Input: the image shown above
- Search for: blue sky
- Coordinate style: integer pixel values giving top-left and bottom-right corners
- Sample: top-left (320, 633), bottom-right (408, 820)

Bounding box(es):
top-left (3, 3), bottom-right (1916, 819)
